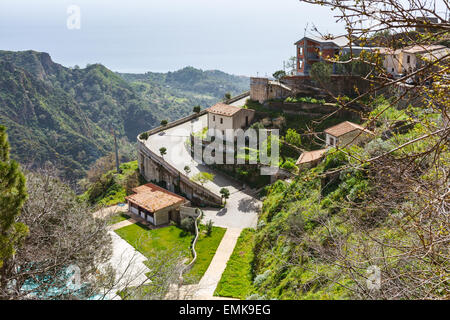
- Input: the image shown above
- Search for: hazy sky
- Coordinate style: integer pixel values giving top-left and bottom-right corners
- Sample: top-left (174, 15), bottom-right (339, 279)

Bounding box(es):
top-left (0, 0), bottom-right (345, 76)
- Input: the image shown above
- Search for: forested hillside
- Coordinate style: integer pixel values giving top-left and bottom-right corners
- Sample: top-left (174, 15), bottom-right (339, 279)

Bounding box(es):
top-left (0, 60), bottom-right (112, 180)
top-left (0, 50), bottom-right (249, 181)
top-left (118, 67), bottom-right (249, 120)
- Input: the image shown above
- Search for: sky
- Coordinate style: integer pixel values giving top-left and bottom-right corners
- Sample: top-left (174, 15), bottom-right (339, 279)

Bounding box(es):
top-left (0, 0), bottom-right (345, 76)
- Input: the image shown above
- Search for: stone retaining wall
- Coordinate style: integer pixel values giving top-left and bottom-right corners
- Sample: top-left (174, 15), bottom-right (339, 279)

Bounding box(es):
top-left (265, 101), bottom-right (362, 119)
top-left (137, 139), bottom-right (223, 207)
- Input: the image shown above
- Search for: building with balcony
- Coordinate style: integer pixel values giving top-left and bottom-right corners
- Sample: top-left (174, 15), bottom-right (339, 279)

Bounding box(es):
top-left (295, 35), bottom-right (348, 76)
top-left (295, 35), bottom-right (377, 76)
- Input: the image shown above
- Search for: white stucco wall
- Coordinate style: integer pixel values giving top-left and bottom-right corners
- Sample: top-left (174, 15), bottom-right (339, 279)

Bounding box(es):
top-left (208, 113), bottom-right (233, 133)
top-left (384, 52), bottom-right (417, 76)
top-left (207, 110), bottom-right (255, 134)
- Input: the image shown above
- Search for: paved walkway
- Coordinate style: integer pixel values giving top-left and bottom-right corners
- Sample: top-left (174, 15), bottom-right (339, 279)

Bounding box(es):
top-left (97, 231), bottom-right (151, 300)
top-left (194, 227), bottom-right (242, 299)
top-left (93, 204), bottom-right (127, 219)
top-left (229, 95), bottom-right (250, 107)
top-left (108, 218), bottom-right (137, 231)
top-left (165, 227), bottom-right (242, 300)
top-left (146, 114), bottom-right (259, 229)
top-left (201, 192), bottom-right (260, 229)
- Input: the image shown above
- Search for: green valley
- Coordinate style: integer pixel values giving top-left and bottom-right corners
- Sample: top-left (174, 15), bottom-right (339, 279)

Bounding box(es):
top-left (0, 50), bottom-right (249, 182)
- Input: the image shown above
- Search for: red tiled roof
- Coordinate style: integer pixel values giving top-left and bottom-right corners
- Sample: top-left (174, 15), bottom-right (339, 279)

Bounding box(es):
top-left (324, 121), bottom-right (374, 137)
top-left (125, 183), bottom-right (186, 213)
top-left (207, 103), bottom-right (243, 117)
top-left (296, 149), bottom-right (328, 165)
top-left (403, 44), bottom-right (446, 54)
top-left (378, 45), bottom-right (446, 55)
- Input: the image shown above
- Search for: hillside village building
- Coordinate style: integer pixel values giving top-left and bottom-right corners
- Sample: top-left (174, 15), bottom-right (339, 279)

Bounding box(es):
top-left (206, 103), bottom-right (255, 134)
top-left (381, 45), bottom-right (449, 78)
top-left (324, 121), bottom-right (374, 147)
top-left (126, 183), bottom-right (189, 226)
top-left (296, 148), bottom-right (328, 168)
top-left (295, 35), bottom-right (376, 76)
top-left (296, 121), bottom-right (374, 169)
top-left (250, 77), bottom-right (293, 103)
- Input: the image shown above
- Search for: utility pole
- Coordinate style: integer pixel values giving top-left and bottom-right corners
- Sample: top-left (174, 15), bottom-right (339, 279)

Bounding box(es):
top-left (111, 128), bottom-right (120, 174)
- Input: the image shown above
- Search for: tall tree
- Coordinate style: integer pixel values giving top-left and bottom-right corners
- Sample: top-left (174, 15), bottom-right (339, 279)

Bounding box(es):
top-left (0, 125), bottom-right (28, 295)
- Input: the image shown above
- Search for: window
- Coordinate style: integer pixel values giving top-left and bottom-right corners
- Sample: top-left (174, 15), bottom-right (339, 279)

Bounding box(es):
top-left (220, 118), bottom-right (223, 124)
top-left (213, 115), bottom-right (215, 121)
top-left (299, 60), bottom-right (303, 69)
top-left (407, 55), bottom-right (411, 64)
top-left (299, 47), bottom-right (303, 55)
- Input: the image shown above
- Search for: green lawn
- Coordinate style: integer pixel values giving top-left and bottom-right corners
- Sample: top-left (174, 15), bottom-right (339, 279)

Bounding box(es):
top-left (115, 221), bottom-right (226, 286)
top-left (214, 228), bottom-right (255, 299)
top-left (184, 225), bottom-right (226, 284)
top-left (107, 212), bottom-right (130, 226)
top-left (115, 223), bottom-right (193, 258)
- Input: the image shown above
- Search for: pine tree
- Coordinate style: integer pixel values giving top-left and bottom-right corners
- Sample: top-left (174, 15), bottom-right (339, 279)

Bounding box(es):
top-left (0, 125), bottom-right (28, 278)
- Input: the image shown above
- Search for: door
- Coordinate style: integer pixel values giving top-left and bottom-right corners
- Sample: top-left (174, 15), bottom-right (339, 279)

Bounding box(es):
top-left (130, 206), bottom-right (139, 215)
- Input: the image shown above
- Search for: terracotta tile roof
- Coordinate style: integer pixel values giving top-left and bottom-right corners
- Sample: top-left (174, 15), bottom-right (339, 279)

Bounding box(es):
top-left (378, 45), bottom-right (446, 55)
top-left (421, 47), bottom-right (450, 61)
top-left (403, 44), bottom-right (446, 54)
top-left (296, 149), bottom-right (328, 165)
top-left (207, 103), bottom-right (242, 117)
top-left (125, 183), bottom-right (186, 213)
top-left (324, 121), bottom-right (374, 137)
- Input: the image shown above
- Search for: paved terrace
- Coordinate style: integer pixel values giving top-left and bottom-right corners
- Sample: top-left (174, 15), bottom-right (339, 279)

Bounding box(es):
top-left (145, 108), bottom-right (259, 229)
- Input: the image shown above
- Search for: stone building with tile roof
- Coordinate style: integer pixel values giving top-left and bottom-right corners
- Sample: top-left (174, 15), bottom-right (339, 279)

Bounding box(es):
top-left (324, 121), bottom-right (374, 147)
top-left (206, 103), bottom-right (255, 135)
top-left (296, 121), bottom-right (374, 170)
top-left (126, 183), bottom-right (189, 226)
top-left (296, 148), bottom-right (328, 168)
top-left (381, 44), bottom-right (448, 77)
